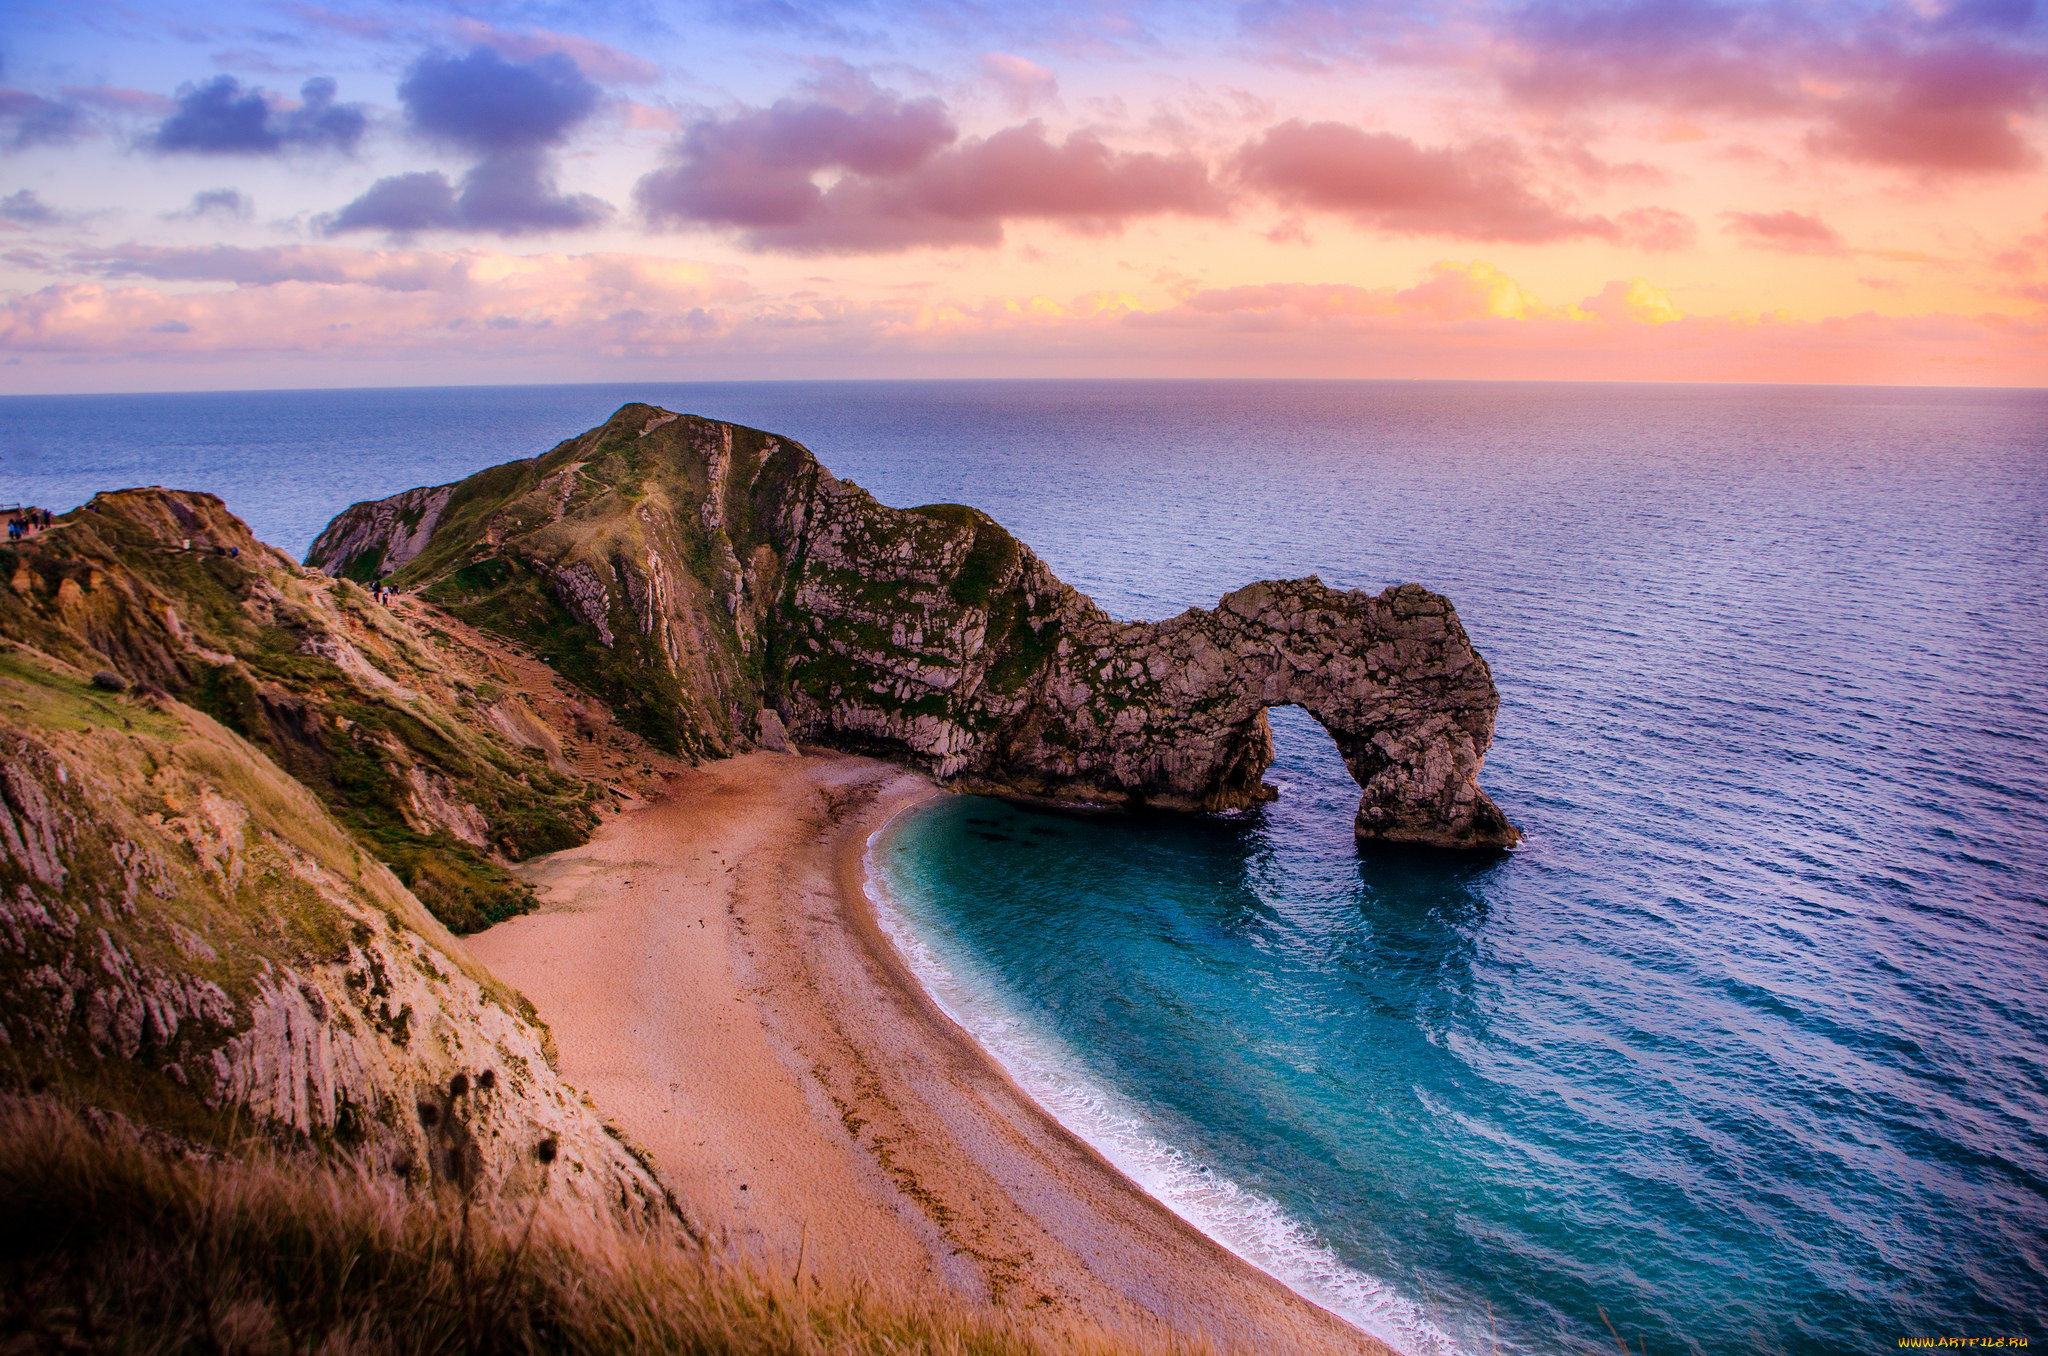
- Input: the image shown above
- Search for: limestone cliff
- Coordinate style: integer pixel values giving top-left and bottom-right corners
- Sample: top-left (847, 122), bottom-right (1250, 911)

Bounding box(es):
top-left (313, 404), bottom-right (1516, 849)
top-left (0, 643), bottom-right (666, 1215)
top-left (3, 488), bottom-right (677, 933)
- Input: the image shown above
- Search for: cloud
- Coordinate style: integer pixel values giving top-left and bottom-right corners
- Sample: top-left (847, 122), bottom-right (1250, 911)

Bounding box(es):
top-left (285, 5), bottom-right (398, 41)
top-left (1724, 209), bottom-right (1846, 253)
top-left (1233, 120), bottom-right (1613, 241)
top-left (1577, 277), bottom-right (1682, 323)
top-left (448, 153), bottom-right (612, 233)
top-left (1182, 262), bottom-right (1552, 322)
top-left (637, 93), bottom-right (1222, 253)
top-left (322, 154), bottom-right (611, 237)
top-left (5, 249), bottom-right (2043, 387)
top-left (0, 89), bottom-right (86, 151)
top-left (1, 189), bottom-right (64, 226)
top-left (324, 47), bottom-right (611, 238)
top-left (61, 86), bottom-right (175, 115)
top-left (1808, 41), bottom-right (2047, 173)
top-left (0, 246), bottom-right (748, 360)
top-left (1615, 206), bottom-right (1697, 250)
top-left (447, 21), bottom-right (662, 85)
top-left (1500, 0), bottom-right (1805, 114)
top-left (398, 47), bottom-right (601, 155)
top-left (72, 243), bottom-right (473, 290)
top-left (149, 75), bottom-right (366, 155)
top-left (1234, 0), bottom-right (1446, 69)
top-left (165, 188), bottom-right (253, 222)
top-left (1991, 211), bottom-right (2048, 276)
top-left (1167, 263), bottom-right (1686, 330)
top-left (1495, 0), bottom-right (2048, 177)
top-left (982, 53), bottom-right (1060, 113)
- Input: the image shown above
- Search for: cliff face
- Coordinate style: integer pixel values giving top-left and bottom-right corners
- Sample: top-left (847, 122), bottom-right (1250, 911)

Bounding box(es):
top-left (314, 404), bottom-right (1516, 850)
top-left (3, 488), bottom-right (676, 934)
top-left (0, 644), bottom-right (665, 1214)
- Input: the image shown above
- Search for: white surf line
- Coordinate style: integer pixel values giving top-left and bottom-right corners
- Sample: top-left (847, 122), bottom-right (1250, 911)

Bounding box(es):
top-left (863, 812), bottom-right (1472, 1356)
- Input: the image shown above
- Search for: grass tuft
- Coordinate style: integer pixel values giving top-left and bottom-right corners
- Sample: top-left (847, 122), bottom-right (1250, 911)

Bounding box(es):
top-left (0, 1096), bottom-right (1214, 1356)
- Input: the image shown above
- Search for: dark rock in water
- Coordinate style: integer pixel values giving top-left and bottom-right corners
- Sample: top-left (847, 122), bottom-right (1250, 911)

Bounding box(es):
top-left (309, 404), bottom-right (1518, 851)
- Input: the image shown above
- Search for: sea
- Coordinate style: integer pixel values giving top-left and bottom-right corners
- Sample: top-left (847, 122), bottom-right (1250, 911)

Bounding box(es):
top-left (4, 380), bottom-right (2044, 1355)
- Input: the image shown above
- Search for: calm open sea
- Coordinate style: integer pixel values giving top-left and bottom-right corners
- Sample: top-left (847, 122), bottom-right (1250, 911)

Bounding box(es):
top-left (4, 381), bottom-right (2044, 1355)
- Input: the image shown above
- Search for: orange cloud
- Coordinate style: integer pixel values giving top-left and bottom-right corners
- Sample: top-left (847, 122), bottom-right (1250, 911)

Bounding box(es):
top-left (1, 249), bottom-right (2040, 388)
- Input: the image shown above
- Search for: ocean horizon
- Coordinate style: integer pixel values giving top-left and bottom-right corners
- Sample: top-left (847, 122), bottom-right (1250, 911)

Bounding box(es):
top-left (5, 379), bottom-right (2043, 1355)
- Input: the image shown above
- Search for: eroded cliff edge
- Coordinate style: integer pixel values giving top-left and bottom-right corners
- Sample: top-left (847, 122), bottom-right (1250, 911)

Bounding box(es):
top-left (1, 487), bottom-right (685, 1209)
top-left (311, 403), bottom-right (1517, 851)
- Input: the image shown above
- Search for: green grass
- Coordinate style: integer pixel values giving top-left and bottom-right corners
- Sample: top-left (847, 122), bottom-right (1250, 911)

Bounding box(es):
top-left (0, 647), bottom-right (180, 738)
top-left (422, 553), bottom-right (699, 757)
top-left (0, 1096), bottom-right (1214, 1356)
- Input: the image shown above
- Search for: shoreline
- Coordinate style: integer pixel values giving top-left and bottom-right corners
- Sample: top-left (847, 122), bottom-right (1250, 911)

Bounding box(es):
top-left (466, 749), bottom-right (1389, 1355)
top-left (862, 803), bottom-right (1458, 1356)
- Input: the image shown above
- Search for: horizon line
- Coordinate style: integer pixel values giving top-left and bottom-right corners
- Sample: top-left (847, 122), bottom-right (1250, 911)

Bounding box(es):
top-left (3, 374), bottom-right (2045, 401)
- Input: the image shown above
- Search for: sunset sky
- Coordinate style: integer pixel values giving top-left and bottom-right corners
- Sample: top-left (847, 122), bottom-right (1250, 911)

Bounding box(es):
top-left (3, 0), bottom-right (2046, 390)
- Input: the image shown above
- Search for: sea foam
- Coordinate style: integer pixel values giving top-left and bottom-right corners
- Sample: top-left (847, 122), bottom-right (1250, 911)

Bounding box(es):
top-left (866, 820), bottom-right (1466, 1356)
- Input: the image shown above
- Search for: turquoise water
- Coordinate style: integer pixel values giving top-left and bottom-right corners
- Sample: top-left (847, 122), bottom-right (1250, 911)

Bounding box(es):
top-left (4, 381), bottom-right (2045, 1353)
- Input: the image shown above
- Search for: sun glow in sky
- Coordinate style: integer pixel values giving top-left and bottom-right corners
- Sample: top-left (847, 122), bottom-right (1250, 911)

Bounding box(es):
top-left (3, 0), bottom-right (2046, 390)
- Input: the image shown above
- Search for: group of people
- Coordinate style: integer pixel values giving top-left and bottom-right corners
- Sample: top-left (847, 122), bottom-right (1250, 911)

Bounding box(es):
top-left (374, 584), bottom-right (403, 606)
top-left (6, 508), bottom-right (53, 541)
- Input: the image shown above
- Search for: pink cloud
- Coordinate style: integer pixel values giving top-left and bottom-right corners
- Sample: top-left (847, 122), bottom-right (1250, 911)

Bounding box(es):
top-left (1810, 42), bottom-right (2044, 173)
top-left (1233, 120), bottom-right (1612, 242)
top-left (284, 5), bottom-right (397, 42)
top-left (982, 53), bottom-right (1060, 114)
top-left (0, 247), bottom-right (748, 358)
top-left (619, 101), bottom-right (680, 132)
top-left (1724, 209), bottom-right (1846, 254)
top-left (1615, 207), bottom-right (1697, 251)
top-left (448, 20), bottom-right (662, 85)
top-left (1991, 213), bottom-right (2048, 278)
top-left (638, 96), bottom-right (1223, 253)
top-left (1499, 1), bottom-right (1805, 115)
top-left (1494, 2), bottom-right (2048, 177)
top-left (58, 85), bottom-right (175, 115)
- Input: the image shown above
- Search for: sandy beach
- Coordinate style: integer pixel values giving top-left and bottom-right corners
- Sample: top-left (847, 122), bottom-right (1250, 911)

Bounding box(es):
top-left (465, 749), bottom-right (1388, 1355)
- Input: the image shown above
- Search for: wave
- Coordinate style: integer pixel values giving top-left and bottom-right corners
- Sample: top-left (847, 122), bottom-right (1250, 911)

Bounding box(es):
top-left (865, 817), bottom-right (1469, 1356)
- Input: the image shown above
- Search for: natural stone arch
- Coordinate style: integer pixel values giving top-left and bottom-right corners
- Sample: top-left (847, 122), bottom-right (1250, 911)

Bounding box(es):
top-left (988, 579), bottom-right (1520, 850)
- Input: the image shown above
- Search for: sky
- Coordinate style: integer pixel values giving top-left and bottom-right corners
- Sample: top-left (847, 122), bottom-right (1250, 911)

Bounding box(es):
top-left (2, 0), bottom-right (2046, 391)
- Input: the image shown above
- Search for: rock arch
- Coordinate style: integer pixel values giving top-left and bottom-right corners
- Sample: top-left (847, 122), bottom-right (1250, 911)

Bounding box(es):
top-left (972, 579), bottom-right (1520, 851)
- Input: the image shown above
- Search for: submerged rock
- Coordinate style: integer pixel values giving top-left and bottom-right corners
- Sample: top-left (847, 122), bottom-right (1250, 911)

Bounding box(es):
top-left (311, 403), bottom-right (1518, 850)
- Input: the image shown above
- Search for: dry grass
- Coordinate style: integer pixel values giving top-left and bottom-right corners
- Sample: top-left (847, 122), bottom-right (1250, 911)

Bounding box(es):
top-left (0, 1096), bottom-right (1209, 1356)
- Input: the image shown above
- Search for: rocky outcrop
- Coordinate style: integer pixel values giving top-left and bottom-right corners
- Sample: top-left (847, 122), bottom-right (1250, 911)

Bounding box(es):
top-left (305, 484), bottom-right (453, 583)
top-left (0, 650), bottom-right (668, 1216)
top-left (0, 487), bottom-right (684, 933)
top-left (312, 404), bottom-right (1517, 850)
